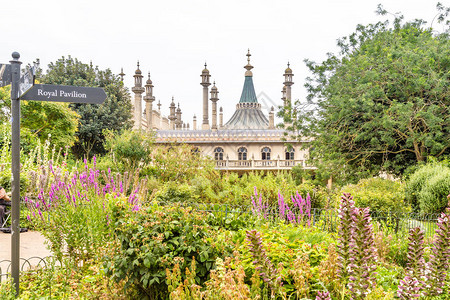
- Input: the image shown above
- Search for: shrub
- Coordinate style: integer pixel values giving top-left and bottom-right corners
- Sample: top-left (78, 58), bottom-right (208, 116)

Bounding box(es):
top-left (406, 162), bottom-right (450, 214)
top-left (341, 178), bottom-right (408, 212)
top-left (106, 202), bottom-right (235, 299)
top-left (156, 181), bottom-right (195, 203)
top-left (104, 129), bottom-right (154, 173)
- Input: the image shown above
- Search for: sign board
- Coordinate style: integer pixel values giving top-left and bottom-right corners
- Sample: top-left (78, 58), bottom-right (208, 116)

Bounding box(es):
top-left (18, 67), bottom-right (35, 97)
top-left (20, 84), bottom-right (107, 104)
top-left (0, 64), bottom-right (11, 87)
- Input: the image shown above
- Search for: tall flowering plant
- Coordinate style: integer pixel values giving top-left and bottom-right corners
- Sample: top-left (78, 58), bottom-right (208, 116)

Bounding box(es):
top-left (278, 192), bottom-right (312, 225)
top-left (424, 199), bottom-right (450, 296)
top-left (252, 187), bottom-right (312, 226)
top-left (336, 193), bottom-right (355, 281)
top-left (26, 157), bottom-right (147, 263)
top-left (397, 227), bottom-right (426, 299)
top-left (246, 229), bottom-right (284, 298)
top-left (347, 207), bottom-right (378, 299)
top-left (251, 187), bottom-right (269, 220)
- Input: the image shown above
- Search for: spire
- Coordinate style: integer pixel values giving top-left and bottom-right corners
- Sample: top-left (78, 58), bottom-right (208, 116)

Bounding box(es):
top-left (119, 68), bottom-right (125, 81)
top-left (135, 61), bottom-right (141, 74)
top-left (244, 49), bottom-right (253, 76)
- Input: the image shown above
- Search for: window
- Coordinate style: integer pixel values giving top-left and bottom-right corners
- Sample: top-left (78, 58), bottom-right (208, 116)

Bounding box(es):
top-left (261, 147), bottom-right (271, 160)
top-left (285, 148), bottom-right (295, 160)
top-left (214, 147), bottom-right (224, 160)
top-left (238, 147), bottom-right (247, 160)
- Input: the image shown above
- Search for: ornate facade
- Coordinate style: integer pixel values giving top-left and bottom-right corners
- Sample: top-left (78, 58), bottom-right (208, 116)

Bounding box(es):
top-left (129, 50), bottom-right (311, 171)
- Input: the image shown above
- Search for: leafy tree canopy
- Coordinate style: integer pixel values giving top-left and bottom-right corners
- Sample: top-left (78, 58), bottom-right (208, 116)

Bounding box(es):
top-left (41, 56), bottom-right (133, 158)
top-left (284, 4), bottom-right (450, 183)
top-left (0, 85), bottom-right (79, 150)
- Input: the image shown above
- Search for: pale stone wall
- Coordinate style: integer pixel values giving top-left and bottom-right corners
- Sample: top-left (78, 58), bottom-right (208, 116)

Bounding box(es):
top-left (190, 142), bottom-right (307, 161)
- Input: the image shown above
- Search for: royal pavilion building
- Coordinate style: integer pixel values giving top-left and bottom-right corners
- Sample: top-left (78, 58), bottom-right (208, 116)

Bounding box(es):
top-left (127, 50), bottom-right (312, 172)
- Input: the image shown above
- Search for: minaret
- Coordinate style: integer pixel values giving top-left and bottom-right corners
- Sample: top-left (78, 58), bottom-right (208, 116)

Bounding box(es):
top-left (157, 100), bottom-right (162, 128)
top-left (143, 72), bottom-right (155, 132)
top-left (283, 62), bottom-right (294, 106)
top-left (210, 81), bottom-right (219, 131)
top-left (219, 107), bottom-right (223, 129)
top-left (281, 86), bottom-right (287, 106)
top-left (169, 97), bottom-right (176, 130)
top-left (269, 106), bottom-right (275, 129)
top-left (176, 103), bottom-right (182, 129)
top-left (131, 61), bottom-right (144, 130)
top-left (200, 63), bottom-right (211, 130)
top-left (193, 115), bottom-right (197, 130)
top-left (119, 68), bottom-right (125, 82)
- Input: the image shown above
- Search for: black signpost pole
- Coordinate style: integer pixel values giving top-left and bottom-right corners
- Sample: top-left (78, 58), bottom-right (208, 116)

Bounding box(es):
top-left (10, 52), bottom-right (21, 296)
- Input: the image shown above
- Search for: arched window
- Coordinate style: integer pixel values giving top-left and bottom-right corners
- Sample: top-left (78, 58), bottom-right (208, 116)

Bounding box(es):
top-left (238, 147), bottom-right (247, 161)
top-left (214, 147), bottom-right (224, 160)
top-left (285, 148), bottom-right (295, 160)
top-left (261, 147), bottom-right (271, 160)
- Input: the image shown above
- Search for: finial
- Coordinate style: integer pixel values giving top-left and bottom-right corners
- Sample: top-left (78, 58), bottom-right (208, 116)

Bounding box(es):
top-left (244, 49), bottom-right (254, 75)
top-left (178, 102), bottom-right (180, 108)
top-left (148, 72), bottom-right (150, 78)
top-left (119, 68), bottom-right (125, 81)
top-left (11, 52), bottom-right (20, 59)
top-left (204, 62), bottom-right (207, 68)
top-left (213, 80), bottom-right (216, 85)
top-left (287, 61), bottom-right (290, 68)
top-left (137, 61), bottom-right (140, 69)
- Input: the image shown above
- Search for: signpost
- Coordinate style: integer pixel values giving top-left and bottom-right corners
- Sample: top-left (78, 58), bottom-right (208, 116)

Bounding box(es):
top-left (21, 84), bottom-right (107, 104)
top-left (5, 52), bottom-right (106, 297)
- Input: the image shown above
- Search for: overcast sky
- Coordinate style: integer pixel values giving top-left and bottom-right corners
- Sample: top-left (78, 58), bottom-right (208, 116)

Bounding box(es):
top-left (1, 0), bottom-right (445, 125)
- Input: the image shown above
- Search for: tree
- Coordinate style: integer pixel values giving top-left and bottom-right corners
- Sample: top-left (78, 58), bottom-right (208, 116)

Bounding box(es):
top-left (0, 85), bottom-right (79, 150)
top-left (284, 5), bottom-right (450, 183)
top-left (41, 56), bottom-right (133, 158)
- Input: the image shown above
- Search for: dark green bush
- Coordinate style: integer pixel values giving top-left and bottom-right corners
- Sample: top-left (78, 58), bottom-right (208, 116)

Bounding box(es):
top-left (106, 202), bottom-right (235, 299)
top-left (406, 162), bottom-right (450, 214)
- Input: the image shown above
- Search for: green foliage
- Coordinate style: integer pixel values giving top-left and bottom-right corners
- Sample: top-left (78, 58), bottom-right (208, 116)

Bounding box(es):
top-left (0, 278), bottom-right (15, 300)
top-left (146, 144), bottom-right (216, 183)
top-left (282, 8), bottom-right (450, 183)
top-left (0, 86), bottom-right (79, 150)
top-left (341, 178), bottom-right (409, 212)
top-left (42, 56), bottom-right (133, 158)
top-left (15, 258), bottom-right (128, 299)
top-left (406, 161), bottom-right (450, 213)
top-left (106, 202), bottom-right (235, 298)
top-left (236, 223), bottom-right (333, 298)
top-left (156, 181), bottom-right (195, 203)
top-left (375, 265), bottom-right (402, 294)
top-left (104, 129), bottom-right (154, 173)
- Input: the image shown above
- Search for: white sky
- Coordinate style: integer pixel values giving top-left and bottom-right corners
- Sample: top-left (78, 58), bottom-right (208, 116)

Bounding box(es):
top-left (1, 0), bottom-right (446, 125)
